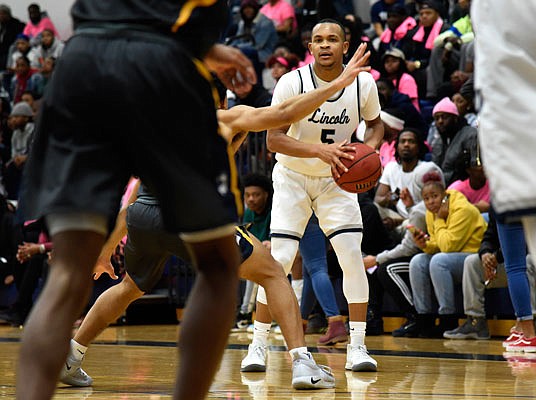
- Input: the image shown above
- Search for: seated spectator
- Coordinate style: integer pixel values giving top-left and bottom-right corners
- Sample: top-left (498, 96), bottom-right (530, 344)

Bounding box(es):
top-left (342, 16), bottom-right (377, 67)
top-left (0, 5), bottom-right (25, 70)
top-left (9, 34), bottom-right (39, 70)
top-left (444, 210), bottom-right (536, 340)
top-left (260, 0), bottom-right (298, 48)
top-left (448, 157), bottom-right (490, 214)
top-left (426, 11), bottom-right (473, 100)
top-left (266, 52), bottom-right (299, 91)
top-left (403, 0), bottom-right (450, 99)
top-left (374, 128), bottom-right (432, 234)
top-left (0, 194), bottom-right (19, 289)
top-left (23, 3), bottom-right (59, 45)
top-left (228, 0), bottom-right (278, 79)
top-left (364, 162), bottom-right (443, 337)
top-left (0, 219), bottom-right (50, 327)
top-left (378, 108), bottom-right (405, 167)
top-left (370, 0), bottom-right (405, 38)
top-left (430, 96), bottom-right (477, 186)
top-left (377, 4), bottom-right (416, 59)
top-left (3, 102), bottom-right (34, 199)
top-left (452, 77), bottom-right (477, 127)
top-left (20, 91), bottom-right (40, 117)
top-left (296, 24), bottom-right (314, 67)
top-left (376, 78), bottom-right (428, 135)
top-left (409, 171), bottom-right (487, 338)
top-left (40, 55), bottom-right (55, 89)
top-left (33, 28), bottom-right (63, 70)
top-left (233, 173), bottom-right (272, 331)
top-left (379, 47), bottom-right (420, 111)
top-left (10, 56), bottom-right (44, 103)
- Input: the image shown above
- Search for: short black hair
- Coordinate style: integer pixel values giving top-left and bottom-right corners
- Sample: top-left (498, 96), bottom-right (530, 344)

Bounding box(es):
top-left (315, 18), bottom-right (346, 40)
top-left (394, 127), bottom-right (428, 162)
top-left (242, 173), bottom-right (272, 194)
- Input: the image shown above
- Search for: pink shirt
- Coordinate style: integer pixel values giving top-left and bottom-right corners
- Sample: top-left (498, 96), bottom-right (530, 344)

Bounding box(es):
top-left (379, 141), bottom-right (396, 167)
top-left (23, 17), bottom-right (59, 39)
top-left (260, 1), bottom-right (297, 32)
top-left (395, 73), bottom-right (420, 111)
top-left (448, 179), bottom-right (490, 205)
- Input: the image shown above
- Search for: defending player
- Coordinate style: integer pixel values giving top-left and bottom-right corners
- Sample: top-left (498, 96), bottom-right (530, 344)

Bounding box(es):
top-left (60, 45), bottom-right (372, 391)
top-left (241, 19), bottom-right (384, 374)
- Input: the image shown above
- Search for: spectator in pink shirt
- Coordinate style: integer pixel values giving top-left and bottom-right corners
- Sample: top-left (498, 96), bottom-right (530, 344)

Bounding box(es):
top-left (448, 150), bottom-right (490, 214)
top-left (260, 0), bottom-right (297, 44)
top-left (23, 4), bottom-right (59, 46)
top-left (379, 47), bottom-right (420, 111)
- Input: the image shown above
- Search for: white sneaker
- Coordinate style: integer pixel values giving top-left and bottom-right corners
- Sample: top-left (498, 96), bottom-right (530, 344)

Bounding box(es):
top-left (60, 357), bottom-right (93, 387)
top-left (291, 352), bottom-right (335, 389)
top-left (241, 344), bottom-right (268, 372)
top-left (345, 344), bottom-right (377, 372)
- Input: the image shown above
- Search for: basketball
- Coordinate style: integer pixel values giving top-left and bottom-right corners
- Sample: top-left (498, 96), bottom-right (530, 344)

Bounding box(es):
top-left (332, 142), bottom-right (382, 193)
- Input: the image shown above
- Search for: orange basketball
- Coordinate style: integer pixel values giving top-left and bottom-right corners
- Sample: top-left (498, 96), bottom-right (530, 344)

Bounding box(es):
top-left (332, 142), bottom-right (382, 194)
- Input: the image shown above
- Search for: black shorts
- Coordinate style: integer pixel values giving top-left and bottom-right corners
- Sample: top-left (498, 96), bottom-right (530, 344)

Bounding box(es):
top-left (126, 201), bottom-right (253, 292)
top-left (20, 27), bottom-right (239, 234)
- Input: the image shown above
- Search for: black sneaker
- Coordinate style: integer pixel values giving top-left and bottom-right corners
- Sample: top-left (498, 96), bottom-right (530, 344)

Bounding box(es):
top-left (231, 312), bottom-right (252, 332)
top-left (392, 318), bottom-right (418, 337)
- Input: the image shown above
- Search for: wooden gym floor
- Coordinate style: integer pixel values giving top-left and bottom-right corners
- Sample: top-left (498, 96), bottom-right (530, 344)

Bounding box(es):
top-left (1, 322), bottom-right (535, 399)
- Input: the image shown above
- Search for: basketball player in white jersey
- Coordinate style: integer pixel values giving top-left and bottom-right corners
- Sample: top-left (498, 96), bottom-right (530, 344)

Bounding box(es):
top-left (241, 19), bottom-right (384, 373)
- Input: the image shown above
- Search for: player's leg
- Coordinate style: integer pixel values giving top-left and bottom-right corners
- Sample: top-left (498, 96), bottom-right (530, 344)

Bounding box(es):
top-left (242, 237), bottom-right (300, 371)
top-left (315, 182), bottom-right (377, 372)
top-left (17, 219), bottom-right (107, 400)
top-left (60, 273), bottom-right (146, 387)
top-left (174, 234), bottom-right (241, 400)
top-left (239, 231), bottom-right (334, 388)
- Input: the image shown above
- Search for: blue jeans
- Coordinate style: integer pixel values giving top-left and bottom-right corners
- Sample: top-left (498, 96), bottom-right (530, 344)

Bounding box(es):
top-left (299, 216), bottom-right (340, 319)
top-left (410, 252), bottom-right (470, 314)
top-left (496, 220), bottom-right (532, 320)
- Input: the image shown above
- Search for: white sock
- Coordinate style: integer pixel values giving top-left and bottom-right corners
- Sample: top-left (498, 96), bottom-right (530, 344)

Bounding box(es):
top-left (349, 321), bottom-right (366, 347)
top-left (252, 321), bottom-right (271, 347)
top-left (70, 339), bottom-right (88, 362)
top-left (289, 346), bottom-right (309, 361)
top-left (291, 279), bottom-right (303, 306)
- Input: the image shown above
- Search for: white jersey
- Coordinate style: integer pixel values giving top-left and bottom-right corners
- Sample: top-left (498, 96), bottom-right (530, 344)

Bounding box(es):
top-left (473, 0), bottom-right (536, 220)
top-left (271, 64), bottom-right (381, 177)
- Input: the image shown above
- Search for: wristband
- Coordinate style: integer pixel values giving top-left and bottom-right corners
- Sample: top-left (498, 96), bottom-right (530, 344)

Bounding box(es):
top-left (39, 244), bottom-right (46, 254)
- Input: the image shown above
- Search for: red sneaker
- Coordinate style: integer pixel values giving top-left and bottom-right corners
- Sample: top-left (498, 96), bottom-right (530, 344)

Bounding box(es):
top-left (506, 335), bottom-right (536, 353)
top-left (503, 330), bottom-right (523, 348)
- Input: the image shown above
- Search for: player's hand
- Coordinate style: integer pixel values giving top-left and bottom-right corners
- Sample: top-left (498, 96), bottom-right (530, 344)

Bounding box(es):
top-left (204, 44), bottom-right (257, 92)
top-left (335, 43), bottom-right (371, 88)
top-left (93, 256), bottom-right (118, 280)
top-left (316, 140), bottom-right (355, 179)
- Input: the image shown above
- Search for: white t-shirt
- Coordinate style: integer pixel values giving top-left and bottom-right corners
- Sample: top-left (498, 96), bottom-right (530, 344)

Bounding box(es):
top-left (379, 160), bottom-right (423, 218)
top-left (271, 64), bottom-right (381, 177)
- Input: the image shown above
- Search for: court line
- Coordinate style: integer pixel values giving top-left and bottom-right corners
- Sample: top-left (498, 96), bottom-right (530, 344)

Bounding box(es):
top-left (0, 337), bottom-right (510, 362)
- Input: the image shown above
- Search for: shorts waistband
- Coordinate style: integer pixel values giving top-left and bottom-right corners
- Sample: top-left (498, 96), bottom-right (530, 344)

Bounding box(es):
top-left (74, 22), bottom-right (177, 44)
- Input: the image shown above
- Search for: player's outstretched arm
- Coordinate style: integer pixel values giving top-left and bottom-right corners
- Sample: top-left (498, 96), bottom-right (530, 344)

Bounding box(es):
top-left (219, 43), bottom-right (370, 138)
top-left (93, 179), bottom-right (141, 280)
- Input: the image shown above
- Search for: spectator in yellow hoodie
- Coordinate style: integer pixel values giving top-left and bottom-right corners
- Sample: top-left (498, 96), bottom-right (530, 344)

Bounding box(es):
top-left (408, 170), bottom-right (486, 337)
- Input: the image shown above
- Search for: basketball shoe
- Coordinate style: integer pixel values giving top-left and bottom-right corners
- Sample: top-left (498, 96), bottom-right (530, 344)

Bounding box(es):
top-left (505, 335), bottom-right (536, 353)
top-left (60, 356), bottom-right (93, 387)
top-left (241, 344), bottom-right (268, 372)
top-left (345, 344), bottom-right (377, 372)
top-left (291, 352), bottom-right (335, 389)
